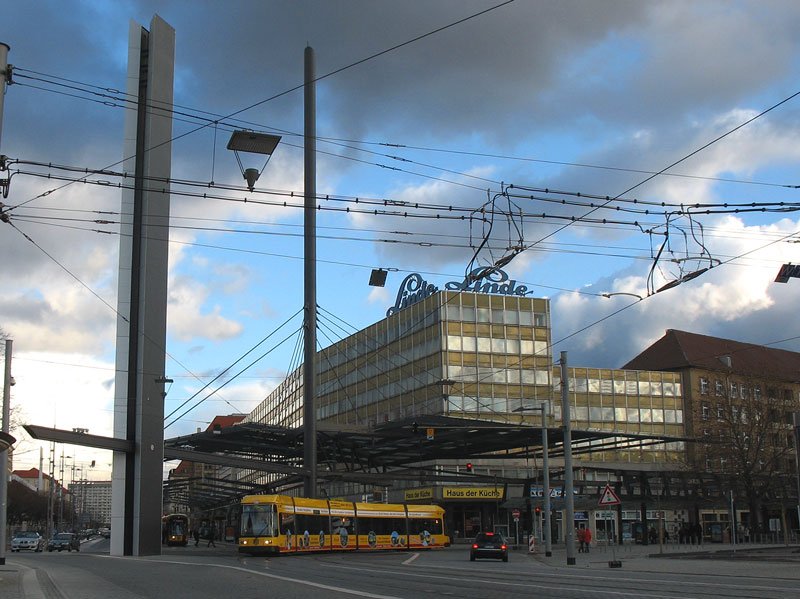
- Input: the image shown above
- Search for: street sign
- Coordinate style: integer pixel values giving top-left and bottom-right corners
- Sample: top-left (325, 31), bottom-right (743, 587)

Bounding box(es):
top-left (511, 508), bottom-right (520, 521)
top-left (598, 484), bottom-right (621, 506)
top-left (426, 428), bottom-right (435, 440)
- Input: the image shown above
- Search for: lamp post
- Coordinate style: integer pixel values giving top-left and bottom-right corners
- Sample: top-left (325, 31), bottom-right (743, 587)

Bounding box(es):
top-left (560, 351), bottom-right (577, 565)
top-left (0, 338), bottom-right (13, 565)
top-left (514, 402), bottom-right (552, 556)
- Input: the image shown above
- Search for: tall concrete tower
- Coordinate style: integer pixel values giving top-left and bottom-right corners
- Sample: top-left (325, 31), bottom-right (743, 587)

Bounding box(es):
top-left (111, 15), bottom-right (175, 557)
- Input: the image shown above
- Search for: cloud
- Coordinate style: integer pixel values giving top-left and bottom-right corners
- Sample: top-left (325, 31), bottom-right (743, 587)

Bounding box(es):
top-left (167, 275), bottom-right (244, 341)
top-left (10, 352), bottom-right (117, 480)
top-left (552, 215), bottom-right (800, 368)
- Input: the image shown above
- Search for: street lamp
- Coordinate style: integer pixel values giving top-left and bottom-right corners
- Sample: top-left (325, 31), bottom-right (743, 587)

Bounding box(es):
top-left (514, 402), bottom-right (552, 557)
top-left (227, 130), bottom-right (281, 192)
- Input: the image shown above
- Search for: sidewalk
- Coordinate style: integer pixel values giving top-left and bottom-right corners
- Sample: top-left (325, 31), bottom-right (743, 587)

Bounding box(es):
top-left (0, 562), bottom-right (35, 599)
top-left (0, 539), bottom-right (237, 599)
top-left (525, 540), bottom-right (800, 578)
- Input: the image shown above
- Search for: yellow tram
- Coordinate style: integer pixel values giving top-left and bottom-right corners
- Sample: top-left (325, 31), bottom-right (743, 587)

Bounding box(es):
top-left (162, 513), bottom-right (190, 546)
top-left (239, 494), bottom-right (449, 556)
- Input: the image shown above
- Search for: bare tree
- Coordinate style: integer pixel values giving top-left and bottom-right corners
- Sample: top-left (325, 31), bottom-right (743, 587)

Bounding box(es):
top-left (695, 374), bottom-right (799, 531)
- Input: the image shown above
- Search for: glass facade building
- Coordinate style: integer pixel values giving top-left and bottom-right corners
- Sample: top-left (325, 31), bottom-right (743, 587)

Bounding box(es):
top-left (245, 289), bottom-right (684, 468)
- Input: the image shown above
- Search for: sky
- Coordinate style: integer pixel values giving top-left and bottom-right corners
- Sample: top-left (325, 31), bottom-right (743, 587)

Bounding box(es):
top-left (3, 0), bottom-right (800, 483)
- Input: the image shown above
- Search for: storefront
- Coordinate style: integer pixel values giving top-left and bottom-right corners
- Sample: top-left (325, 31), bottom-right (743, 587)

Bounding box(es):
top-left (405, 485), bottom-right (505, 540)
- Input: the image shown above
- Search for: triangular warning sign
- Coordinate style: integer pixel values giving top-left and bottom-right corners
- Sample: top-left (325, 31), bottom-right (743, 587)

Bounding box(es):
top-left (598, 484), bottom-right (621, 506)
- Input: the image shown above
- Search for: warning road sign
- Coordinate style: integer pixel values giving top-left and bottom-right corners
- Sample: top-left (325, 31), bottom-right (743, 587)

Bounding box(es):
top-left (598, 484), bottom-right (621, 506)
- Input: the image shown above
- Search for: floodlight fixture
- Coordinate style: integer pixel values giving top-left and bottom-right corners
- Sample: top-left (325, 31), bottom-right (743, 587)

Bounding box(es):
top-left (368, 268), bottom-right (388, 287)
top-left (227, 130), bottom-right (282, 192)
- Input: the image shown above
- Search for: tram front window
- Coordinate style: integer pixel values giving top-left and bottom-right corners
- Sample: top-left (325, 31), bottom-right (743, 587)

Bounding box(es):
top-left (241, 504), bottom-right (276, 537)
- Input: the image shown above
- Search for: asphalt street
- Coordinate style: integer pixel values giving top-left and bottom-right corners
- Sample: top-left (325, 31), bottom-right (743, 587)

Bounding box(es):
top-left (2, 537), bottom-right (799, 599)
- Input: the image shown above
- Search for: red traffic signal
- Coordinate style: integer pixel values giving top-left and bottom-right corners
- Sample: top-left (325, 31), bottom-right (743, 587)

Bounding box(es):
top-left (534, 506), bottom-right (542, 514)
top-left (465, 462), bottom-right (473, 473)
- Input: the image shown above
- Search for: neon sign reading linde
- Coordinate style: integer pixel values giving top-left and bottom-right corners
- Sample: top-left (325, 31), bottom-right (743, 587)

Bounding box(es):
top-left (386, 268), bottom-right (529, 317)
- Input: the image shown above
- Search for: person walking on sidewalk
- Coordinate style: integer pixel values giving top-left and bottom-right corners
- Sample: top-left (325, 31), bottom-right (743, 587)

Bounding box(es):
top-left (207, 527), bottom-right (216, 548)
top-left (577, 527), bottom-right (587, 553)
top-left (193, 528), bottom-right (199, 547)
top-left (583, 527), bottom-right (592, 552)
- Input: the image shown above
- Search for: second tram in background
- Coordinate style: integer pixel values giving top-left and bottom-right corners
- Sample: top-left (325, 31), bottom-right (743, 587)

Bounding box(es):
top-left (162, 513), bottom-right (190, 546)
top-left (239, 494), bottom-right (448, 556)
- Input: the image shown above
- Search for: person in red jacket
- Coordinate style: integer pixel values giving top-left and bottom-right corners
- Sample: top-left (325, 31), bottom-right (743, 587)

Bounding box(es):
top-left (577, 527), bottom-right (587, 553)
top-left (583, 527), bottom-right (592, 552)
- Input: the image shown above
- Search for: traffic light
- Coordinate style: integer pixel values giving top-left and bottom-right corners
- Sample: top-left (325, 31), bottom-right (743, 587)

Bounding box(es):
top-left (534, 506), bottom-right (542, 514)
top-left (465, 462), bottom-right (473, 473)
top-left (412, 421), bottom-right (419, 434)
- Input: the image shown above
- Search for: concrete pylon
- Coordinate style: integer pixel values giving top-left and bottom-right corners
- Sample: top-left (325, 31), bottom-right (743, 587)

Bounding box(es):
top-left (111, 15), bottom-right (175, 557)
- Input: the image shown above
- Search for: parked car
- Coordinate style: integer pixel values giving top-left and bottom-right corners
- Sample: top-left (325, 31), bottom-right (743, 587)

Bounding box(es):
top-left (47, 532), bottom-right (81, 552)
top-left (11, 531), bottom-right (44, 552)
top-left (469, 531), bottom-right (508, 562)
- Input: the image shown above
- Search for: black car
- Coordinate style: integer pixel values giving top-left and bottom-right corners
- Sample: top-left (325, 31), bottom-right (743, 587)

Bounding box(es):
top-left (48, 532), bottom-right (81, 552)
top-left (470, 531), bottom-right (508, 562)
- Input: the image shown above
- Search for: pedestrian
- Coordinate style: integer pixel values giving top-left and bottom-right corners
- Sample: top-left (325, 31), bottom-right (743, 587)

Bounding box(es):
top-left (577, 527), bottom-right (586, 553)
top-left (193, 528), bottom-right (199, 547)
top-left (207, 527), bottom-right (216, 548)
top-left (583, 527), bottom-right (592, 552)
top-left (692, 523), bottom-right (702, 545)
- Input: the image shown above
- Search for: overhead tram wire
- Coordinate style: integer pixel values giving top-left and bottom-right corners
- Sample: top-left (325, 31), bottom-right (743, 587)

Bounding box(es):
top-left (9, 173), bottom-right (797, 271)
top-left (5, 218), bottom-right (245, 421)
top-left (23, 164), bottom-right (800, 241)
top-left (12, 162), bottom-right (800, 233)
top-left (14, 191), bottom-right (791, 290)
top-left (13, 184), bottom-right (798, 261)
top-left (16, 67), bottom-right (800, 194)
top-left (519, 88), bottom-right (800, 255)
top-left (547, 226), bottom-right (800, 354)
top-left (164, 324), bottom-right (305, 430)
top-left (5, 0), bottom-right (516, 214)
top-left (163, 307), bottom-right (303, 427)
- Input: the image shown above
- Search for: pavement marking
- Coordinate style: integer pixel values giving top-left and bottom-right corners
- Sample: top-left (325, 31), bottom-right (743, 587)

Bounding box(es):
top-left (319, 561), bottom-right (756, 599)
top-left (102, 555), bottom-right (402, 599)
top-left (401, 553), bottom-right (419, 565)
top-left (416, 561), bottom-right (796, 594)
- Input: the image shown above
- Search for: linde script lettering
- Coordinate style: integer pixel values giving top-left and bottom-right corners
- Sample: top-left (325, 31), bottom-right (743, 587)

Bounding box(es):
top-left (386, 268), bottom-right (530, 317)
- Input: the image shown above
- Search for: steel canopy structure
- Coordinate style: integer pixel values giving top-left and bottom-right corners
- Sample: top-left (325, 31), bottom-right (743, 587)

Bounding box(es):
top-left (162, 415), bottom-right (685, 510)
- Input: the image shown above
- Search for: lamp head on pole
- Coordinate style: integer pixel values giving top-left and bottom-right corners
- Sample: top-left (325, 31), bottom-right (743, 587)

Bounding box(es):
top-left (227, 130), bottom-right (282, 192)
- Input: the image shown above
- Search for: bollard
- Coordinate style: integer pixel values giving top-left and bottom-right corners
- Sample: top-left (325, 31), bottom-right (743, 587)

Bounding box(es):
top-left (528, 536), bottom-right (536, 554)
